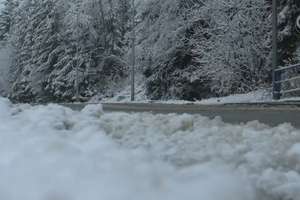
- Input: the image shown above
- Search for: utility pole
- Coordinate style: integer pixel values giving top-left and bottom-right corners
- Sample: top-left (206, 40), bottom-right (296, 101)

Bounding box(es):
top-left (75, 10), bottom-right (80, 102)
top-left (75, 45), bottom-right (79, 102)
top-left (272, 0), bottom-right (280, 100)
top-left (131, 0), bottom-right (135, 102)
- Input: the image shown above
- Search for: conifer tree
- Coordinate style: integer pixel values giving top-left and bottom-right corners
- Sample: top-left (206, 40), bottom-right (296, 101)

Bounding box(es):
top-left (0, 0), bottom-right (17, 41)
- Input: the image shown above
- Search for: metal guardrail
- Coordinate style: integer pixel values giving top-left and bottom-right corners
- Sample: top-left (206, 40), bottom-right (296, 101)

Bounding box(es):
top-left (273, 63), bottom-right (300, 99)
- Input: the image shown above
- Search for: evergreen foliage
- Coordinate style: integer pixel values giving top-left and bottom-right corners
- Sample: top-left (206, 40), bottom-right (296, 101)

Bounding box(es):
top-left (0, 0), bottom-right (299, 102)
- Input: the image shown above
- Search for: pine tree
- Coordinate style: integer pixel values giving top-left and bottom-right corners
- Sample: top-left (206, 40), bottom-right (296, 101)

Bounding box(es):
top-left (0, 0), bottom-right (17, 41)
top-left (10, 0), bottom-right (62, 102)
top-left (48, 0), bottom-right (93, 101)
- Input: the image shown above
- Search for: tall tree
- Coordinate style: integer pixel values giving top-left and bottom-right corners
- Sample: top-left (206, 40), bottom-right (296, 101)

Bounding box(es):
top-left (0, 0), bottom-right (18, 41)
top-left (10, 0), bottom-right (62, 102)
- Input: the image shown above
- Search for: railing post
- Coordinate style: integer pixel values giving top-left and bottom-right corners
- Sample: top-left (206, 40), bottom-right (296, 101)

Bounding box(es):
top-left (272, 0), bottom-right (280, 100)
top-left (273, 70), bottom-right (281, 100)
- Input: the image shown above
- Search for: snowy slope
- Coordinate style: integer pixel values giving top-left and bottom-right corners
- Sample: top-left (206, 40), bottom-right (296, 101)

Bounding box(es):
top-left (0, 96), bottom-right (300, 200)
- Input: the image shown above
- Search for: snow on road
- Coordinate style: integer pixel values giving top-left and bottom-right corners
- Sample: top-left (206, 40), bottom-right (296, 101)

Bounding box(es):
top-left (0, 97), bottom-right (300, 200)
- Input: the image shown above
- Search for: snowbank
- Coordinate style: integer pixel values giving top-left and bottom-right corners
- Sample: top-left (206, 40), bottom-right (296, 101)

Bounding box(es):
top-left (0, 97), bottom-right (300, 200)
top-left (103, 88), bottom-right (300, 105)
top-left (100, 87), bottom-right (270, 104)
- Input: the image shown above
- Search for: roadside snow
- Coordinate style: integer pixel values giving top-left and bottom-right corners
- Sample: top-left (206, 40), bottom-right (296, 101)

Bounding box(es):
top-left (100, 87), bottom-right (270, 104)
top-left (196, 89), bottom-right (272, 104)
top-left (0, 96), bottom-right (300, 200)
top-left (102, 88), bottom-right (300, 105)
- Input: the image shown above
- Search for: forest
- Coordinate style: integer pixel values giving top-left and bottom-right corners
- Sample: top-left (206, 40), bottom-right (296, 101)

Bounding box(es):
top-left (0, 0), bottom-right (299, 102)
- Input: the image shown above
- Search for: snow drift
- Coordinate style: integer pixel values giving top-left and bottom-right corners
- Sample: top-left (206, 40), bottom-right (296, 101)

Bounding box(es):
top-left (0, 96), bottom-right (300, 200)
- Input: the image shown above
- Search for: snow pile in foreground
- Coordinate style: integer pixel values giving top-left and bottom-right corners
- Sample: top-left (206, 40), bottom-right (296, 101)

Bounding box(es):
top-left (0, 97), bottom-right (300, 200)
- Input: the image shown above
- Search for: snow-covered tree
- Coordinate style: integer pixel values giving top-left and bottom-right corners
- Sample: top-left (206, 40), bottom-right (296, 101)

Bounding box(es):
top-left (193, 0), bottom-right (272, 95)
top-left (9, 0), bottom-right (63, 102)
top-left (138, 0), bottom-right (272, 100)
top-left (8, 0), bottom-right (129, 102)
top-left (3, 0), bottom-right (300, 102)
top-left (0, 0), bottom-right (18, 41)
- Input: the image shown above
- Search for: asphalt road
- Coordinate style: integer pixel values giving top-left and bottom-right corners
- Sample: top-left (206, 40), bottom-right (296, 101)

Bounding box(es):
top-left (62, 102), bottom-right (300, 128)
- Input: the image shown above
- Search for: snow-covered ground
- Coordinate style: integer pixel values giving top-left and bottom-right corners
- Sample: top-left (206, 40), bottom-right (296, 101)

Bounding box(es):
top-left (1, 96), bottom-right (300, 200)
top-left (101, 87), bottom-right (300, 105)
